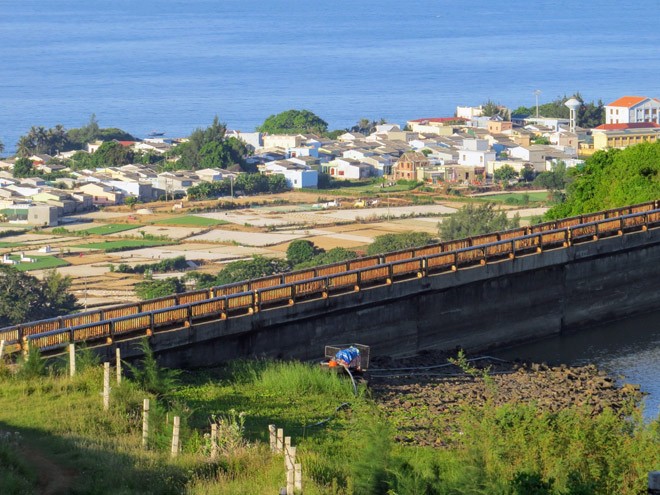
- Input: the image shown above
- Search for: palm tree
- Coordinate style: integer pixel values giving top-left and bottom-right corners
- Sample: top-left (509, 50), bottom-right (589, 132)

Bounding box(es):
top-left (16, 135), bottom-right (32, 158)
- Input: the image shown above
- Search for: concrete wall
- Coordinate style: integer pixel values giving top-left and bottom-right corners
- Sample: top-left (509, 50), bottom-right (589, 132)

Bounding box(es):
top-left (114, 227), bottom-right (660, 368)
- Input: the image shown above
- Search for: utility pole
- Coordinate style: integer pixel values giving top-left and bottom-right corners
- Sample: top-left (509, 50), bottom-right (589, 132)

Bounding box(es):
top-left (534, 89), bottom-right (542, 118)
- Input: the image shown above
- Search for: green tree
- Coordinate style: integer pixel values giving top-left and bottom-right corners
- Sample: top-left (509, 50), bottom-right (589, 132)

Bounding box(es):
top-left (13, 157), bottom-right (35, 178)
top-left (91, 141), bottom-right (134, 167)
top-left (534, 161), bottom-right (570, 200)
top-left (215, 256), bottom-right (289, 285)
top-left (0, 139), bottom-right (4, 155)
top-left (134, 277), bottom-right (185, 300)
top-left (257, 109), bottom-right (328, 135)
top-left (267, 174), bottom-right (290, 193)
top-left (173, 116), bottom-right (252, 171)
top-left (294, 247), bottom-right (358, 268)
top-left (439, 203), bottom-right (520, 240)
top-left (366, 232), bottom-right (434, 256)
top-left (481, 100), bottom-right (510, 119)
top-left (493, 165), bottom-right (518, 183)
top-left (544, 141), bottom-right (660, 219)
top-left (286, 240), bottom-right (318, 266)
top-left (0, 266), bottom-right (81, 327)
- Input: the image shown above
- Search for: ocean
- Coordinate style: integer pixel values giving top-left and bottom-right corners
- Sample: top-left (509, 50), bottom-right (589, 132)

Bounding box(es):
top-left (1, 0), bottom-right (660, 152)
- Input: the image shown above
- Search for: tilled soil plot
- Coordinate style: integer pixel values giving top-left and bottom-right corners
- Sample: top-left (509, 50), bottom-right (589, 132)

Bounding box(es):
top-left (368, 350), bottom-right (643, 447)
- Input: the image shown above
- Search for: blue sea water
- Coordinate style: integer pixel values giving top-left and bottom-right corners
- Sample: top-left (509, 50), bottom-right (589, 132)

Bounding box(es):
top-left (1, 0), bottom-right (660, 153)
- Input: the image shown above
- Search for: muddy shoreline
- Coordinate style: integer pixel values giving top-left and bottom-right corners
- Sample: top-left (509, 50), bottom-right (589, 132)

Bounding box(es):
top-left (368, 350), bottom-right (644, 446)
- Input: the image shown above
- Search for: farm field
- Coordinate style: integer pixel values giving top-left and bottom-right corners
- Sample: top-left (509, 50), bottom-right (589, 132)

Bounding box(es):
top-left (10, 255), bottom-right (70, 271)
top-left (73, 239), bottom-right (173, 251)
top-left (153, 215), bottom-right (230, 227)
top-left (79, 223), bottom-right (143, 235)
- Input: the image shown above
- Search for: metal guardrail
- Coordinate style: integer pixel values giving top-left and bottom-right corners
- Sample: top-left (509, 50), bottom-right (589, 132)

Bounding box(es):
top-left (2, 200), bottom-right (659, 355)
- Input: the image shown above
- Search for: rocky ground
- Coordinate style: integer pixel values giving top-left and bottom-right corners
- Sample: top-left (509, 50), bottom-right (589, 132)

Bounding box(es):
top-left (367, 350), bottom-right (644, 446)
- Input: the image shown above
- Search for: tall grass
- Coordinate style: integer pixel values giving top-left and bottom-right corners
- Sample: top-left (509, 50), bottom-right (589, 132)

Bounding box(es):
top-left (0, 354), bottom-right (658, 494)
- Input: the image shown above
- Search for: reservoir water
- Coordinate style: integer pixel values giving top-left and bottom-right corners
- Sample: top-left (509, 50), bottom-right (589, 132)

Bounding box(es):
top-left (492, 310), bottom-right (660, 420)
top-left (2, 0), bottom-right (660, 153)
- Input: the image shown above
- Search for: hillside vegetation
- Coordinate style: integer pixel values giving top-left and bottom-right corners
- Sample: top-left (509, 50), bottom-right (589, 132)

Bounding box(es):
top-left (0, 346), bottom-right (658, 494)
top-left (546, 141), bottom-right (660, 219)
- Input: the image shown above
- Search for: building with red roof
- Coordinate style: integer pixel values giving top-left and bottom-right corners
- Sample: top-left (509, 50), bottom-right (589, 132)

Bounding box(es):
top-left (605, 96), bottom-right (660, 125)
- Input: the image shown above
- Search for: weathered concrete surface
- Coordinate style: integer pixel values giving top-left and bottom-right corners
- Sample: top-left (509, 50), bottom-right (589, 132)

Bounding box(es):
top-left (115, 228), bottom-right (660, 367)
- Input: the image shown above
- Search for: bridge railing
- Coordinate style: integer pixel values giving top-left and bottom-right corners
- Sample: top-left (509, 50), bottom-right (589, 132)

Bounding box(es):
top-left (2, 201), bottom-right (659, 355)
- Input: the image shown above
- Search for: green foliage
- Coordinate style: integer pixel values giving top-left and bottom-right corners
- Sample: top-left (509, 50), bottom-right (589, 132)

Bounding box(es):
top-left (187, 174), bottom-right (289, 200)
top-left (532, 136), bottom-right (551, 145)
top-left (16, 345), bottom-right (47, 379)
top-left (171, 116), bottom-right (252, 172)
top-left (350, 413), bottom-right (392, 495)
top-left (16, 124), bottom-right (68, 157)
top-left (134, 277), bottom-right (185, 300)
top-left (294, 247), bottom-right (358, 269)
top-left (91, 140), bottom-right (134, 167)
top-left (481, 99), bottom-right (510, 119)
top-left (439, 203), bottom-right (520, 240)
top-left (257, 109), bottom-right (328, 135)
top-left (116, 256), bottom-right (188, 274)
top-left (12, 157), bottom-right (34, 178)
top-left (126, 338), bottom-right (180, 397)
top-left (0, 266), bottom-right (80, 327)
top-left (510, 472), bottom-right (555, 495)
top-left (534, 160), bottom-right (569, 193)
top-left (366, 231), bottom-right (434, 256)
top-left (215, 255), bottom-right (289, 285)
top-left (545, 142), bottom-right (660, 219)
top-left (513, 93), bottom-right (604, 128)
top-left (494, 164), bottom-right (518, 182)
top-left (66, 114), bottom-right (135, 149)
top-left (286, 239), bottom-right (318, 265)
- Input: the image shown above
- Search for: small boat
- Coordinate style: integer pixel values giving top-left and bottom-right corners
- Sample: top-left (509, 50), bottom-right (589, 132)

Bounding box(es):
top-left (147, 130), bottom-right (165, 137)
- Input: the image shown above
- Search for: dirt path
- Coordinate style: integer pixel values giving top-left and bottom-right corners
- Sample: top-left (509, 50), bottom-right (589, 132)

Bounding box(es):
top-left (17, 443), bottom-right (78, 495)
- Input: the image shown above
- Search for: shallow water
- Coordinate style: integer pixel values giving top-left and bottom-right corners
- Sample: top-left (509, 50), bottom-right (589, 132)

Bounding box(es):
top-left (492, 310), bottom-right (660, 420)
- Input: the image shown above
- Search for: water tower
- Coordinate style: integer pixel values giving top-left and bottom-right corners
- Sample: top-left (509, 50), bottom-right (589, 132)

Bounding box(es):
top-left (565, 98), bottom-right (581, 133)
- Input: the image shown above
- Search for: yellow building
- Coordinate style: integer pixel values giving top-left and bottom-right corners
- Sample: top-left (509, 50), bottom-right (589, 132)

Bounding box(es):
top-left (592, 123), bottom-right (660, 150)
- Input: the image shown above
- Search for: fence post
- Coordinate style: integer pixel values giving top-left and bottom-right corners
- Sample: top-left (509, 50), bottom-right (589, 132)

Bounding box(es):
top-left (286, 468), bottom-right (294, 495)
top-left (294, 463), bottom-right (302, 492)
top-left (276, 428), bottom-right (284, 453)
top-left (268, 424), bottom-right (276, 452)
top-left (103, 362), bottom-right (110, 411)
top-left (171, 416), bottom-right (180, 457)
top-left (115, 347), bottom-right (121, 384)
top-left (142, 399), bottom-right (149, 449)
top-left (69, 343), bottom-right (76, 377)
top-left (285, 445), bottom-right (296, 471)
top-left (210, 423), bottom-right (218, 459)
top-left (0, 339), bottom-right (5, 360)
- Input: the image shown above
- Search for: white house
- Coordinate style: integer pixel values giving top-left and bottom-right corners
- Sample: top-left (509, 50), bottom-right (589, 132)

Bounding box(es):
top-left (328, 158), bottom-right (373, 180)
top-left (604, 96), bottom-right (660, 125)
top-left (263, 160), bottom-right (318, 189)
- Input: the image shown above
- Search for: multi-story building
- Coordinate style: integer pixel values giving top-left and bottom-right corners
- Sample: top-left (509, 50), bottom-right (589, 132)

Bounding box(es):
top-left (604, 96), bottom-right (660, 125)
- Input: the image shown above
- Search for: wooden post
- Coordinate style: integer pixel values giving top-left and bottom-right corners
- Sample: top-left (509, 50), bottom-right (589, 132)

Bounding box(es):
top-left (286, 468), bottom-right (294, 495)
top-left (171, 416), bottom-right (180, 457)
top-left (284, 436), bottom-right (291, 455)
top-left (276, 428), bottom-right (284, 453)
top-left (103, 362), bottom-right (110, 411)
top-left (294, 463), bottom-right (302, 492)
top-left (285, 446), bottom-right (296, 471)
top-left (142, 399), bottom-right (149, 449)
top-left (115, 348), bottom-right (121, 384)
top-left (68, 343), bottom-right (75, 377)
top-left (268, 424), bottom-right (276, 452)
top-left (0, 339), bottom-right (5, 360)
top-left (210, 423), bottom-right (218, 459)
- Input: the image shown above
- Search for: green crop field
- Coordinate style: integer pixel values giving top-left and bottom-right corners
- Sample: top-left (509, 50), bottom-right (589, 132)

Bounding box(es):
top-left (74, 239), bottom-right (172, 251)
top-left (153, 216), bottom-right (229, 226)
top-left (11, 255), bottom-right (69, 271)
top-left (474, 191), bottom-right (550, 204)
top-left (80, 224), bottom-right (143, 235)
top-left (0, 242), bottom-right (21, 248)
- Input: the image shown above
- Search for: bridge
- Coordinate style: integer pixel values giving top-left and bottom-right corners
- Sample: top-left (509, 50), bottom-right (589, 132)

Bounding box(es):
top-left (1, 200), bottom-right (659, 366)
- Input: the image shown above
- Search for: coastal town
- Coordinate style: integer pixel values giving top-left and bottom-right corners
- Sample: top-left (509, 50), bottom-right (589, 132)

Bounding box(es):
top-left (0, 95), bottom-right (658, 227)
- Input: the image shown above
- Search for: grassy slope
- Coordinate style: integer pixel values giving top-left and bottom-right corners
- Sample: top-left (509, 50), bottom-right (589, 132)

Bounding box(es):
top-left (0, 358), bottom-right (657, 495)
